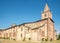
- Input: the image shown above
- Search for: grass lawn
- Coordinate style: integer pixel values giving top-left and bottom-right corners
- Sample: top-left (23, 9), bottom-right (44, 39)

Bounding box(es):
top-left (0, 39), bottom-right (60, 43)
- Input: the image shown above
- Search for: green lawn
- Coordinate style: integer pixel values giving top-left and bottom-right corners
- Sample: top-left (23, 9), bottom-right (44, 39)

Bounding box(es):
top-left (0, 39), bottom-right (60, 43)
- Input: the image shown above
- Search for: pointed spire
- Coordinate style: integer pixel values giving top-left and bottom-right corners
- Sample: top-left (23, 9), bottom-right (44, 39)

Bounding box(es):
top-left (44, 3), bottom-right (50, 12)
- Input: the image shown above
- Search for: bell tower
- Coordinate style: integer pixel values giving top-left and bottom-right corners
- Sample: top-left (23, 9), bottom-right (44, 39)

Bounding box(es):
top-left (42, 4), bottom-right (52, 19)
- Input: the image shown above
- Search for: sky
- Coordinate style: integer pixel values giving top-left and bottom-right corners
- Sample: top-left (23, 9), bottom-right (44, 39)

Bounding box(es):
top-left (0, 0), bottom-right (60, 33)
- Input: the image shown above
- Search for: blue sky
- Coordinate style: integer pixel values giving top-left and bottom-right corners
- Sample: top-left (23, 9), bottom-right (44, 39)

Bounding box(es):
top-left (0, 0), bottom-right (60, 33)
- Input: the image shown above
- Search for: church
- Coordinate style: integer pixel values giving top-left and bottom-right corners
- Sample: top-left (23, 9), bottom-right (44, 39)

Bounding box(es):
top-left (0, 4), bottom-right (56, 41)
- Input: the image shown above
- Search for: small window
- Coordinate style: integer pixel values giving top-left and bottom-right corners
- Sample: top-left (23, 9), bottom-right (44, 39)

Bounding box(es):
top-left (44, 14), bottom-right (46, 17)
top-left (21, 27), bottom-right (23, 31)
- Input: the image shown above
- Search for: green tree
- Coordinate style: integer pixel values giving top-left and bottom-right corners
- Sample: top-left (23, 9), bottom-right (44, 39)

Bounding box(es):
top-left (58, 33), bottom-right (60, 40)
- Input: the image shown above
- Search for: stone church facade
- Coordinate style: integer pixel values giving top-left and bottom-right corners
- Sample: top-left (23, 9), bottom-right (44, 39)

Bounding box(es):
top-left (0, 4), bottom-right (56, 41)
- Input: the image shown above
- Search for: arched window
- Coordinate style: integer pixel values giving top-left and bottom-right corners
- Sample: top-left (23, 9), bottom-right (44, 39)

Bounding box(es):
top-left (12, 29), bottom-right (16, 37)
top-left (9, 32), bottom-right (11, 37)
top-left (21, 34), bottom-right (22, 37)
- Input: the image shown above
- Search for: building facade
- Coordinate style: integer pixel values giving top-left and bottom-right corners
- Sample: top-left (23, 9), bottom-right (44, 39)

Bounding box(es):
top-left (0, 4), bottom-right (56, 41)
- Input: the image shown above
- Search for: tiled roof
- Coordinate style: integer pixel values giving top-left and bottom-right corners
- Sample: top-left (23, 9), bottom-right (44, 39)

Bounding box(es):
top-left (0, 18), bottom-right (54, 31)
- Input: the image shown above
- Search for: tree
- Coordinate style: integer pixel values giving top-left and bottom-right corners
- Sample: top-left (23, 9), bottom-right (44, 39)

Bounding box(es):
top-left (58, 33), bottom-right (60, 40)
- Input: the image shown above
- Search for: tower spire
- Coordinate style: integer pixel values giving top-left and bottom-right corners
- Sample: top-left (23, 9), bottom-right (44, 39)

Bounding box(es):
top-left (44, 3), bottom-right (50, 12)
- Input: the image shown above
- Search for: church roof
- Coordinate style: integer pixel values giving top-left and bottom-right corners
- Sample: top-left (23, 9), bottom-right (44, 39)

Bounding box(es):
top-left (0, 18), bottom-right (54, 31)
top-left (23, 18), bottom-right (54, 25)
